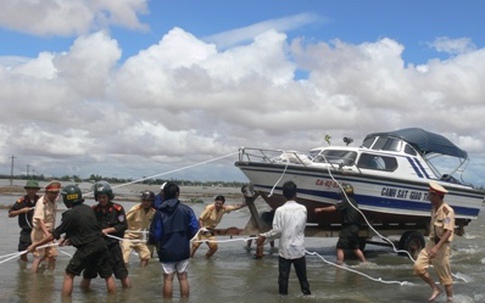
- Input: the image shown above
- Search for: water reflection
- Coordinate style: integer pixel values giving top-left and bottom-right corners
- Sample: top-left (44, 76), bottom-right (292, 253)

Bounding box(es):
top-left (1, 203), bottom-right (485, 302)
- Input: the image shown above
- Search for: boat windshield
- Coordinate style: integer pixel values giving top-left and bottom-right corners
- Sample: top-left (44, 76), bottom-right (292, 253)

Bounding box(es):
top-left (363, 136), bottom-right (402, 152)
top-left (309, 149), bottom-right (357, 165)
top-left (363, 135), bottom-right (418, 156)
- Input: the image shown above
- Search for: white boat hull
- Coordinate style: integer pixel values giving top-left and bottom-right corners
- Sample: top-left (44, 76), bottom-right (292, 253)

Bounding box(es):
top-left (235, 162), bottom-right (482, 229)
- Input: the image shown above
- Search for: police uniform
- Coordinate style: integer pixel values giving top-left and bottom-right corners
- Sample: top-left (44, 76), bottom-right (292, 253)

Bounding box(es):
top-left (121, 204), bottom-right (155, 263)
top-left (31, 182), bottom-right (60, 259)
top-left (192, 203), bottom-right (239, 251)
top-left (83, 201), bottom-right (128, 280)
top-left (413, 182), bottom-right (455, 286)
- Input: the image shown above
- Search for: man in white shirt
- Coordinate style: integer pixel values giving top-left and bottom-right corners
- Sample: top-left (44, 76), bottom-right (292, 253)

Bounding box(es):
top-left (257, 180), bottom-right (311, 296)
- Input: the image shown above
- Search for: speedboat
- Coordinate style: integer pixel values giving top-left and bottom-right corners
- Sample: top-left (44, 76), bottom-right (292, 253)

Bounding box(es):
top-left (235, 128), bottom-right (484, 255)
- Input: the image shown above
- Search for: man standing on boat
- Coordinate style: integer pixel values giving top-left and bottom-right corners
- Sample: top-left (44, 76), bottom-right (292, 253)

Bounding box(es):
top-left (314, 183), bottom-right (366, 264)
top-left (256, 180), bottom-right (311, 296)
top-left (413, 181), bottom-right (455, 302)
top-left (190, 195), bottom-right (246, 258)
top-left (8, 180), bottom-right (41, 262)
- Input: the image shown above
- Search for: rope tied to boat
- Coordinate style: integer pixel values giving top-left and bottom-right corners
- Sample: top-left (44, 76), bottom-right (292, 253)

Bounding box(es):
top-left (267, 151), bottom-right (468, 282)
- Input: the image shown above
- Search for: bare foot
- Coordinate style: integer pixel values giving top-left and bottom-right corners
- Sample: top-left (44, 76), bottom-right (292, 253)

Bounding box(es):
top-left (428, 288), bottom-right (443, 302)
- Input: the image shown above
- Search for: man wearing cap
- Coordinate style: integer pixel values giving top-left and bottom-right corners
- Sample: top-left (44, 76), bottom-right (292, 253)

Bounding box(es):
top-left (122, 190), bottom-right (156, 267)
top-left (413, 181), bottom-right (455, 302)
top-left (314, 183), bottom-right (366, 264)
top-left (27, 185), bottom-right (116, 296)
top-left (8, 180), bottom-right (41, 262)
top-left (31, 180), bottom-right (62, 273)
top-left (190, 195), bottom-right (246, 258)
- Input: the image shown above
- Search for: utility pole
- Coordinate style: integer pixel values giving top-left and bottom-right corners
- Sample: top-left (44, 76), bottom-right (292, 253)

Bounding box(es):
top-left (27, 164), bottom-right (30, 176)
top-left (10, 154), bottom-right (15, 186)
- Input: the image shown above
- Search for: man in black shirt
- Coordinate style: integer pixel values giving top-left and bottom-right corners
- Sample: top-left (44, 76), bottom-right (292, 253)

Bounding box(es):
top-left (314, 183), bottom-right (366, 264)
top-left (81, 181), bottom-right (131, 289)
top-left (8, 180), bottom-right (41, 262)
top-left (27, 185), bottom-right (115, 297)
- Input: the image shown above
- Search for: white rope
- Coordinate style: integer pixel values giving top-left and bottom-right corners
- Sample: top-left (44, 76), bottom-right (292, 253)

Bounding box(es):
top-left (0, 251), bottom-right (27, 265)
top-left (191, 236), bottom-right (258, 244)
top-left (84, 152), bottom-right (239, 197)
top-left (268, 162), bottom-right (290, 198)
top-left (0, 251), bottom-right (24, 259)
top-left (321, 159), bottom-right (467, 282)
top-left (268, 153), bottom-right (468, 283)
top-left (305, 250), bottom-right (413, 286)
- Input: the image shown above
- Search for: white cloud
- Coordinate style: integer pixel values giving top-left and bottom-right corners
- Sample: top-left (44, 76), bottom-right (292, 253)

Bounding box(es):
top-left (429, 36), bottom-right (476, 55)
top-left (0, 0), bottom-right (148, 36)
top-left (0, 22), bottom-right (485, 185)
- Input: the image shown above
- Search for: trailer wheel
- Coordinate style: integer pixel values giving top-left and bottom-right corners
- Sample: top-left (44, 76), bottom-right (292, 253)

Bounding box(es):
top-left (398, 231), bottom-right (425, 260)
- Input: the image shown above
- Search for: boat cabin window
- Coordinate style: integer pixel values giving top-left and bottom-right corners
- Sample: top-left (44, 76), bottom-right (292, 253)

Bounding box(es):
top-left (370, 137), bottom-right (402, 152)
top-left (362, 136), bottom-right (376, 149)
top-left (357, 153), bottom-right (398, 171)
top-left (404, 144), bottom-right (417, 156)
top-left (309, 150), bottom-right (357, 165)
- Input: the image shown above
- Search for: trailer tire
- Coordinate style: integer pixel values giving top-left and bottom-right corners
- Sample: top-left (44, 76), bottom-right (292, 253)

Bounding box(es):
top-left (398, 231), bottom-right (425, 260)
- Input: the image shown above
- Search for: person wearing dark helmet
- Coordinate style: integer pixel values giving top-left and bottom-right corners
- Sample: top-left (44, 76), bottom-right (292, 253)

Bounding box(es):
top-left (122, 190), bottom-right (156, 267)
top-left (81, 181), bottom-right (131, 289)
top-left (314, 183), bottom-right (366, 264)
top-left (27, 185), bottom-right (116, 297)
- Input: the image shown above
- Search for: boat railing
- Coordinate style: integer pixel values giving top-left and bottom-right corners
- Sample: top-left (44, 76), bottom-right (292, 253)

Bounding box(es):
top-left (238, 147), bottom-right (313, 166)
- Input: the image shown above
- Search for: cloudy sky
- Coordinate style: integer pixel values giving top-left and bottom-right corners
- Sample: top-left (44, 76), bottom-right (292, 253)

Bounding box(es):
top-left (1, 1), bottom-right (484, 185)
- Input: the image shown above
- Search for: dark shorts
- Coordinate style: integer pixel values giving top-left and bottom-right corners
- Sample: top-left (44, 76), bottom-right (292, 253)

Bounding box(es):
top-left (67, 238), bottom-right (113, 278)
top-left (336, 225), bottom-right (360, 250)
top-left (83, 242), bottom-right (128, 280)
top-left (18, 229), bottom-right (32, 251)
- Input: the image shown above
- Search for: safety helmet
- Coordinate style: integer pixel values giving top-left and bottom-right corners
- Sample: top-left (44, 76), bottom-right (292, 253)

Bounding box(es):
top-left (341, 183), bottom-right (354, 196)
top-left (61, 185), bottom-right (84, 208)
top-left (93, 180), bottom-right (114, 200)
top-left (141, 190), bottom-right (155, 201)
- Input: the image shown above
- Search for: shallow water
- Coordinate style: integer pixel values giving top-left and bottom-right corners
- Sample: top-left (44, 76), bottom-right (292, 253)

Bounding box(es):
top-left (1, 196), bottom-right (484, 303)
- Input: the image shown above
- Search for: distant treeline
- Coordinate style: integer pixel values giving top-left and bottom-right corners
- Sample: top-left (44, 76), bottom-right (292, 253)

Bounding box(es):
top-left (0, 174), bottom-right (247, 188)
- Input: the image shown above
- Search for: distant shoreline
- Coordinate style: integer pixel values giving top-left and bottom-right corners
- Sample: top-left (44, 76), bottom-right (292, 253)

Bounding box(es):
top-left (0, 182), bottom-right (246, 209)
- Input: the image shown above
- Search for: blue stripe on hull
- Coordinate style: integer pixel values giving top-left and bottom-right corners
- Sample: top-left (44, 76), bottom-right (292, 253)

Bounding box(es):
top-left (239, 165), bottom-right (482, 218)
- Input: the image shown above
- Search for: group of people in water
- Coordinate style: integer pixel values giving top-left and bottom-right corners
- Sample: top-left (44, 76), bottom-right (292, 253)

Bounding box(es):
top-left (7, 178), bottom-right (456, 302)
